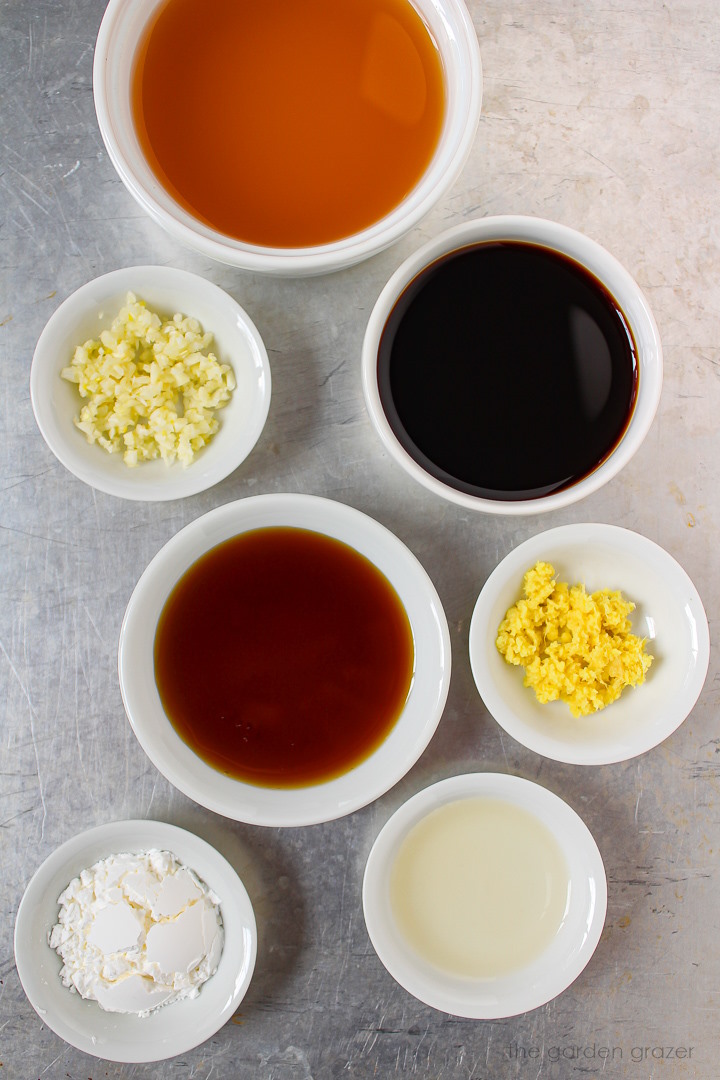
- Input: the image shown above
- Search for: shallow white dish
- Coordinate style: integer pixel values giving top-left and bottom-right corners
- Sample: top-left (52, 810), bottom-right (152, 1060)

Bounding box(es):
top-left (119, 493), bottom-right (451, 826)
top-left (93, 0), bottom-right (482, 276)
top-left (30, 265), bottom-right (271, 500)
top-left (14, 819), bottom-right (257, 1063)
top-left (469, 523), bottom-right (710, 765)
top-left (363, 772), bottom-right (607, 1018)
top-left (362, 216), bottom-right (663, 513)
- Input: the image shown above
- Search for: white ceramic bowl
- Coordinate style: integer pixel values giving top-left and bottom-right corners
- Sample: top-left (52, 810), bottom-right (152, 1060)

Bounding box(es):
top-left (469, 523), bottom-right (710, 765)
top-left (119, 494), bottom-right (451, 825)
top-left (93, 0), bottom-right (482, 276)
top-left (14, 819), bottom-right (257, 1063)
top-left (30, 266), bottom-right (271, 501)
top-left (362, 216), bottom-right (663, 513)
top-left (363, 772), bottom-right (607, 1018)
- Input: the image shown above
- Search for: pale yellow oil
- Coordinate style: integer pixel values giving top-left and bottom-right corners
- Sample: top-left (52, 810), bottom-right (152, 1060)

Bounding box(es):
top-left (390, 797), bottom-right (570, 978)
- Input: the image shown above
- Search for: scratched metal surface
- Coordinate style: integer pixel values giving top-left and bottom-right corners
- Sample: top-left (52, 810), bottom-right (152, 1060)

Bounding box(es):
top-left (1, 1), bottom-right (719, 1077)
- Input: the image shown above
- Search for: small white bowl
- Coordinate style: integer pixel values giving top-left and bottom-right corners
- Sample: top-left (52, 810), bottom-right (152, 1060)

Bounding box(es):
top-left (469, 523), bottom-right (710, 765)
top-left (363, 772), bottom-right (607, 1018)
top-left (362, 216), bottom-right (663, 513)
top-left (118, 494), bottom-right (451, 826)
top-left (92, 0), bottom-right (482, 276)
top-left (14, 819), bottom-right (257, 1063)
top-left (30, 266), bottom-right (271, 501)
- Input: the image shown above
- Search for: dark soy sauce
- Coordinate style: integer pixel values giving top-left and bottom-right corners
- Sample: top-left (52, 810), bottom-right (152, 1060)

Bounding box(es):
top-left (154, 527), bottom-right (414, 788)
top-left (377, 241), bottom-right (639, 500)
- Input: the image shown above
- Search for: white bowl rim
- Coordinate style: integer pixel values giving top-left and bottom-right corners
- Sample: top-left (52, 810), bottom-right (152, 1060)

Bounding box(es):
top-left (468, 522), bottom-right (710, 764)
top-left (362, 771), bottom-right (607, 1018)
top-left (118, 493), bottom-right (452, 825)
top-left (30, 265), bottom-right (271, 501)
top-left (361, 215), bottom-right (664, 513)
top-left (14, 818), bottom-right (257, 1063)
top-left (92, 0), bottom-right (483, 275)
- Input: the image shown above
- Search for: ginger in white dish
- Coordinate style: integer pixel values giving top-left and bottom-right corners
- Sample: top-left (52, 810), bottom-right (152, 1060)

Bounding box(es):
top-left (496, 561), bottom-right (653, 717)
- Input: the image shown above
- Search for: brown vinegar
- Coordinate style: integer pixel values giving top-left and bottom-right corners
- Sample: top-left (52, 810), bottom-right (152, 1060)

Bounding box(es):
top-left (154, 527), bottom-right (415, 787)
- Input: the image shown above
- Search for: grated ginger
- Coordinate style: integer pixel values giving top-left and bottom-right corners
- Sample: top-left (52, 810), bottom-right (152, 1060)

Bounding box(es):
top-left (61, 293), bottom-right (235, 467)
top-left (496, 561), bottom-right (653, 717)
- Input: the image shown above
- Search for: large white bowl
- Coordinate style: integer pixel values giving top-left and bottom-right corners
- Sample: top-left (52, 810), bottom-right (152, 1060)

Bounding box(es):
top-left (93, 0), bottom-right (482, 276)
top-left (119, 494), bottom-right (451, 825)
top-left (469, 523), bottom-right (710, 764)
top-left (362, 216), bottom-right (663, 513)
top-left (363, 773), bottom-right (607, 1018)
top-left (30, 265), bottom-right (271, 501)
top-left (14, 819), bottom-right (257, 1063)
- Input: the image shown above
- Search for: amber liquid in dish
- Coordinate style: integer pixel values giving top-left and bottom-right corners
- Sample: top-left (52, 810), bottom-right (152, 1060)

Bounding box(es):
top-left (153, 528), bottom-right (415, 787)
top-left (132, 0), bottom-right (445, 247)
top-left (377, 241), bottom-right (639, 500)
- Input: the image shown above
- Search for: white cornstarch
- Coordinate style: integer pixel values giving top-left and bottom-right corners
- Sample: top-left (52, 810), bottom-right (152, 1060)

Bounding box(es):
top-left (49, 849), bottom-right (223, 1016)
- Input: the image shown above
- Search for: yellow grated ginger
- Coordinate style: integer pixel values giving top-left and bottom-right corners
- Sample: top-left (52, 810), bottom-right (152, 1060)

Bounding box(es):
top-left (496, 561), bottom-right (653, 717)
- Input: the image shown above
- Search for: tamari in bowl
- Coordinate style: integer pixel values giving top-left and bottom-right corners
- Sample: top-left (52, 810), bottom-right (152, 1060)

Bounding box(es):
top-left (362, 216), bottom-right (663, 513)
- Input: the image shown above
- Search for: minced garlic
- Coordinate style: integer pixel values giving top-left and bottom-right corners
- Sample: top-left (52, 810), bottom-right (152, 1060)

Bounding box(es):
top-left (61, 293), bottom-right (235, 467)
top-left (496, 561), bottom-right (653, 717)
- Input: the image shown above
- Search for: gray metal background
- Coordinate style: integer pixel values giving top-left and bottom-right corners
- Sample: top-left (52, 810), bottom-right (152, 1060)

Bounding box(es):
top-left (1, 1), bottom-right (718, 1077)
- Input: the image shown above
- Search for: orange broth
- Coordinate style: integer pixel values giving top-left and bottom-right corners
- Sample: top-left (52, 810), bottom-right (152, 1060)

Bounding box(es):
top-left (131, 0), bottom-right (446, 247)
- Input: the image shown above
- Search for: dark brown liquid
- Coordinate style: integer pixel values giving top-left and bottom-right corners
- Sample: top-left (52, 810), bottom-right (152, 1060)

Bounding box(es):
top-left (153, 527), bottom-right (414, 788)
top-left (377, 241), bottom-right (639, 500)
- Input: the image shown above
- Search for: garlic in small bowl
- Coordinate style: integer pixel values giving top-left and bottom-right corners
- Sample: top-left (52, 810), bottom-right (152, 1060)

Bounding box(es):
top-left (30, 265), bottom-right (271, 501)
